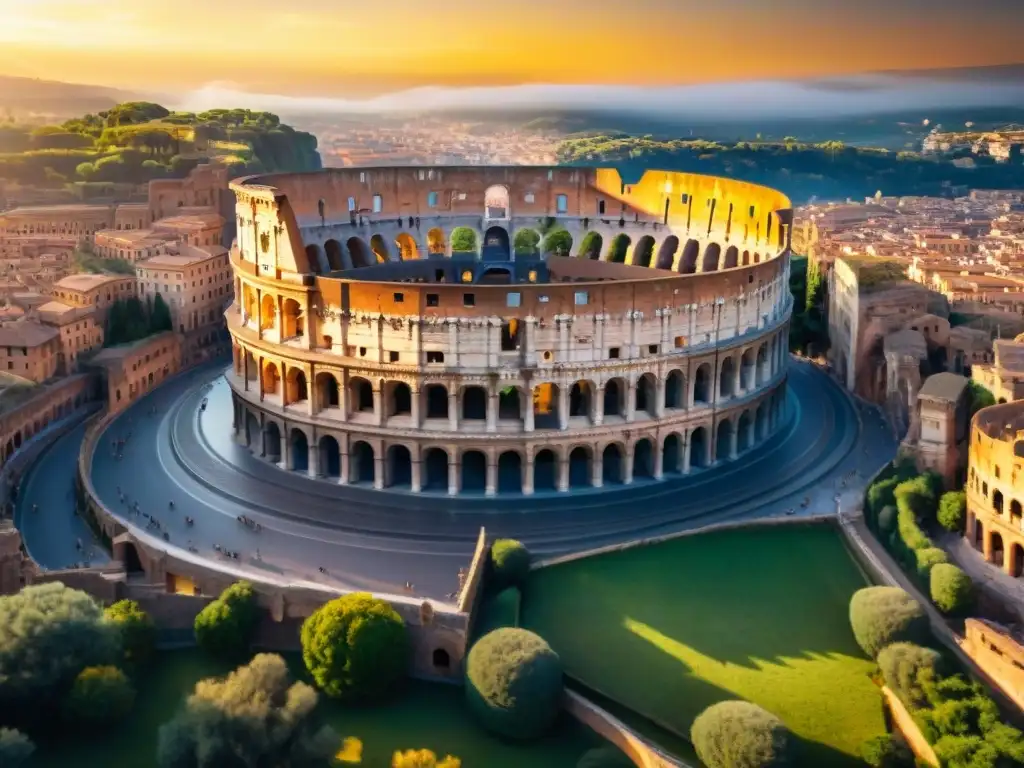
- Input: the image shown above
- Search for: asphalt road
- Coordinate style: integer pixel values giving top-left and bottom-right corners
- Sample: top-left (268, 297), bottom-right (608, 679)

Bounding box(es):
top-left (18, 359), bottom-right (896, 601)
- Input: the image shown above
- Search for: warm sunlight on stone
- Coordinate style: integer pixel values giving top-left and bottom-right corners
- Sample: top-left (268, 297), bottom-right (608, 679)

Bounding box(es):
top-left (335, 736), bottom-right (363, 763)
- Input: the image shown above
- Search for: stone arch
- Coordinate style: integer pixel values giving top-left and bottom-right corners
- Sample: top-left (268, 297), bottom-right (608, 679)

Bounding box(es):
top-left (260, 294), bottom-right (276, 332)
top-left (635, 373), bottom-right (657, 418)
top-left (262, 360), bottom-right (281, 396)
top-left (631, 235), bottom-right (655, 267)
top-left (738, 410), bottom-right (755, 452)
top-left (290, 428), bottom-right (309, 472)
top-left (285, 367), bottom-right (308, 403)
top-left (994, 490), bottom-right (1004, 515)
top-left (974, 518), bottom-right (984, 550)
top-left (603, 378), bottom-right (626, 417)
top-left (350, 441), bottom-right (375, 484)
top-left (423, 384), bottom-right (449, 420)
top-left (756, 401), bottom-right (770, 440)
top-left (991, 530), bottom-right (1005, 567)
top-left (395, 233), bottom-right (418, 261)
top-left (461, 450), bottom-right (487, 492)
top-left (386, 381), bottom-right (412, 418)
top-left (753, 252), bottom-right (762, 263)
top-left (678, 239), bottom-right (700, 274)
top-left (483, 226), bottom-right (511, 261)
top-left (655, 236), bottom-right (679, 270)
top-left (1012, 543), bottom-right (1024, 579)
top-left (633, 438), bottom-right (654, 479)
top-left (719, 357), bottom-right (737, 399)
top-left (305, 244), bottom-right (326, 273)
top-left (1011, 499), bottom-right (1023, 525)
top-left (569, 445), bottom-right (592, 487)
top-left (532, 383), bottom-right (560, 430)
top-left (741, 347), bottom-right (757, 390)
top-left (702, 243), bottom-right (721, 272)
top-left (693, 363), bottom-right (712, 404)
top-left (665, 369), bottom-right (685, 409)
top-left (606, 233), bottom-right (631, 263)
top-left (432, 648), bottom-right (451, 670)
top-left (742, 250), bottom-right (751, 266)
top-left (319, 435), bottom-right (341, 478)
top-left (245, 411), bottom-right (260, 449)
top-left (534, 448), bottom-right (557, 491)
top-left (484, 184), bottom-right (510, 219)
top-left (602, 443), bottom-right (624, 484)
top-left (756, 344), bottom-right (769, 385)
top-left (690, 427), bottom-right (709, 468)
top-left (450, 226), bottom-right (478, 255)
top-left (324, 239), bottom-right (345, 271)
top-left (282, 298), bottom-right (303, 338)
top-left (370, 234), bottom-right (391, 263)
top-left (264, 421), bottom-right (282, 462)
top-left (569, 381), bottom-right (593, 420)
top-left (578, 232), bottom-right (603, 260)
top-left (348, 376), bottom-right (374, 414)
top-left (498, 386), bottom-right (523, 421)
top-left (387, 444), bottom-right (412, 488)
top-left (423, 448), bottom-right (449, 491)
top-left (497, 450), bottom-right (523, 494)
top-left (347, 237), bottom-right (373, 268)
top-left (724, 245), bottom-right (739, 269)
top-left (427, 228), bottom-right (447, 256)
top-left (461, 386), bottom-right (487, 421)
top-left (316, 372), bottom-right (340, 410)
top-left (716, 419), bottom-right (734, 462)
top-left (663, 433), bottom-right (682, 474)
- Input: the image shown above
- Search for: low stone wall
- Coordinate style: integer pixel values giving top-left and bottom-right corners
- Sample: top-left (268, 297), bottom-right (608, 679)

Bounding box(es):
top-left (27, 565), bottom-right (123, 602)
top-left (458, 527), bottom-right (489, 620)
top-left (565, 690), bottom-right (692, 768)
top-left (882, 686), bottom-right (938, 767)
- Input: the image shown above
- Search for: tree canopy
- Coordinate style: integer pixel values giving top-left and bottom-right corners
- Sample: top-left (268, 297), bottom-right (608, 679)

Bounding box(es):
top-left (104, 599), bottom-right (156, 668)
top-left (193, 581), bottom-right (261, 660)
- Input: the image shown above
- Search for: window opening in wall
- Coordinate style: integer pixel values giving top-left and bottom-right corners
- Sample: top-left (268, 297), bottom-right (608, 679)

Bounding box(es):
top-left (524, 193), bottom-right (535, 203)
top-left (348, 197), bottom-right (356, 212)
top-left (372, 194), bottom-right (383, 213)
top-left (507, 292), bottom-right (521, 308)
top-left (574, 291), bottom-right (588, 305)
top-left (547, 170), bottom-right (554, 181)
top-left (681, 193), bottom-right (689, 204)
top-left (674, 336), bottom-right (686, 348)
top-left (556, 194), bottom-right (568, 214)
top-left (464, 293), bottom-right (475, 307)
top-left (393, 292), bottom-right (404, 303)
top-left (461, 271), bottom-right (473, 283)
top-left (609, 347), bottom-right (621, 359)
top-left (543, 351), bottom-right (553, 361)
top-left (359, 347), bottom-right (367, 357)
top-left (598, 200), bottom-right (606, 215)
top-left (427, 351), bottom-right (444, 364)
top-left (427, 192), bottom-right (438, 207)
top-left (501, 320), bottom-right (521, 352)
top-left (528, 270), bottom-right (538, 283)
top-left (648, 344), bottom-right (659, 354)
top-left (427, 293), bottom-right (439, 307)
top-left (389, 351), bottom-right (399, 363)
top-left (359, 172), bottom-right (366, 183)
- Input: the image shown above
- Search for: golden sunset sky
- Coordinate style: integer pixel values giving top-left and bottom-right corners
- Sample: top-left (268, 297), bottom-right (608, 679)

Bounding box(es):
top-left (0, 0), bottom-right (1020, 95)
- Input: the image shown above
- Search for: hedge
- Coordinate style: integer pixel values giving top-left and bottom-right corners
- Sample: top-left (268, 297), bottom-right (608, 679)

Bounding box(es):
top-left (937, 491), bottom-right (967, 534)
top-left (849, 587), bottom-right (931, 658)
top-left (930, 564), bottom-right (974, 615)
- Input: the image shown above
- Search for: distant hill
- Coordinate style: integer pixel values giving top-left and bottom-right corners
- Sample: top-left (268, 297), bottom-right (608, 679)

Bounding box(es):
top-left (0, 75), bottom-right (144, 120)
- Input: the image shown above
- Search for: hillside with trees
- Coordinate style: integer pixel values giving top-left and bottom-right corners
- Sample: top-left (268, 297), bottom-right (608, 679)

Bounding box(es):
top-left (0, 101), bottom-right (320, 189)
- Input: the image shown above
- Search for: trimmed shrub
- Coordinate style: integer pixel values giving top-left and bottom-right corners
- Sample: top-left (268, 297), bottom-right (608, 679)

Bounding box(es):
top-left (859, 734), bottom-right (915, 768)
top-left (933, 734), bottom-right (999, 768)
top-left (868, 477), bottom-right (902, 520)
top-left (849, 587), bottom-right (930, 658)
top-left (489, 539), bottom-right (531, 590)
top-left (465, 628), bottom-right (563, 741)
top-left (194, 581), bottom-right (260, 660)
top-left (690, 700), bottom-right (795, 768)
top-left (897, 506), bottom-right (930, 552)
top-left (895, 475), bottom-right (940, 523)
top-left (61, 665), bottom-right (135, 727)
top-left (878, 506), bottom-right (898, 535)
top-left (914, 547), bottom-right (949, 580)
top-left (878, 643), bottom-right (942, 709)
top-left (0, 728), bottom-right (34, 767)
top-left (930, 564), bottom-right (974, 615)
top-left (104, 599), bottom-right (156, 667)
top-left (937, 491), bottom-right (967, 534)
top-left (577, 746), bottom-right (634, 768)
top-left (301, 592), bottom-right (409, 702)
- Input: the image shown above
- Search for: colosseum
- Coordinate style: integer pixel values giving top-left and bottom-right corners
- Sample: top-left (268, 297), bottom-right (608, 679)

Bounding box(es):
top-left (967, 401), bottom-right (1024, 576)
top-left (225, 166), bottom-right (793, 501)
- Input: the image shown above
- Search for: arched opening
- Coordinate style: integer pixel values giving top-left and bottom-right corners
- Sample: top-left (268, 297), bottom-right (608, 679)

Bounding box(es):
top-left (603, 378), bottom-right (625, 418)
top-left (395, 233), bottom-right (418, 261)
top-left (738, 411), bottom-right (754, 452)
top-left (122, 543), bottom-right (145, 575)
top-left (319, 435), bottom-right (341, 478)
top-left (262, 361), bottom-right (281, 396)
top-left (462, 386), bottom-right (487, 421)
top-left (349, 377), bottom-right (374, 414)
top-left (655, 236), bottom-right (679, 270)
top-left (974, 519), bottom-right (984, 550)
top-left (606, 234), bottom-right (631, 263)
top-left (756, 345), bottom-right (769, 385)
top-left (1011, 500), bottom-right (1023, 525)
top-left (498, 451), bottom-right (523, 494)
top-left (484, 184), bottom-right (510, 219)
top-left (724, 245), bottom-right (739, 269)
top-left (461, 451), bottom-right (487, 492)
top-left (480, 267), bottom-right (512, 284)
top-left (534, 449), bottom-right (557, 491)
top-left (991, 531), bottom-right (1005, 567)
top-left (569, 447), bottom-right (592, 487)
top-left (424, 448), bottom-right (449, 491)
top-left (482, 226), bottom-right (511, 261)
top-left (290, 429), bottom-right (309, 472)
top-left (316, 373), bottom-right (339, 410)
top-left (756, 402), bottom-right (769, 440)
top-left (427, 228), bottom-right (447, 256)
top-left (387, 444), bottom-right (412, 488)
top-left (285, 367), bottom-right (307, 404)
top-left (631, 236), bottom-right (655, 267)
top-left (690, 427), bottom-right (708, 468)
top-left (281, 299), bottom-right (303, 338)
top-left (324, 239), bottom-right (344, 271)
top-left (633, 439), bottom-right (654, 479)
top-left (533, 383), bottom-right (559, 430)
top-left (663, 434), bottom-right (681, 474)
top-left (245, 412), bottom-right (260, 449)
top-left (424, 384), bottom-right (449, 420)
top-left (569, 381), bottom-right (592, 420)
top-left (578, 232), bottom-right (603, 260)
top-left (602, 444), bottom-right (624, 484)
top-left (264, 422), bottom-right (281, 462)
top-left (305, 244), bottom-right (326, 273)
top-left (665, 370), bottom-right (685, 409)
top-left (678, 239), bottom-right (700, 273)
top-left (694, 364), bottom-right (711, 404)
top-left (994, 491), bottom-right (1004, 515)
top-left (260, 294), bottom-right (276, 331)
top-left (719, 357), bottom-right (736, 399)
top-left (370, 234), bottom-right (390, 263)
top-left (347, 237), bottom-right (374, 268)
top-left (1011, 544), bottom-right (1024, 578)
top-left (450, 227), bottom-right (477, 255)
top-left (388, 382), bottom-right (412, 418)
top-left (635, 374), bottom-right (656, 418)
top-left (351, 441), bottom-right (375, 485)
top-left (741, 348), bottom-right (756, 390)
top-left (716, 420), bottom-right (734, 462)
top-left (498, 387), bottom-right (521, 420)
top-left (742, 250), bottom-right (751, 266)
top-left (432, 649), bottom-right (451, 670)
top-left (702, 243), bottom-right (721, 272)
top-left (513, 228), bottom-right (541, 258)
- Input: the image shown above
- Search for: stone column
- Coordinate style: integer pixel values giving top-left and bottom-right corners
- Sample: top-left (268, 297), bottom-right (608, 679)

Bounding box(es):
top-left (558, 386), bottom-right (569, 430)
top-left (280, 435), bottom-right (291, 471)
top-left (682, 436), bottom-right (691, 473)
top-left (410, 387), bottom-right (421, 429)
top-left (523, 456), bottom-right (534, 496)
top-left (338, 373), bottom-right (348, 423)
top-left (729, 427), bottom-right (738, 459)
top-left (411, 456), bottom-right (422, 493)
top-left (486, 389), bottom-right (497, 434)
top-left (307, 368), bottom-right (316, 416)
top-left (524, 393), bottom-right (535, 432)
top-left (524, 317), bottom-right (537, 367)
top-left (624, 448), bottom-right (635, 485)
top-left (592, 451), bottom-right (603, 489)
top-left (653, 442), bottom-right (664, 480)
top-left (626, 377), bottom-right (636, 423)
top-left (485, 456), bottom-right (497, 497)
top-left (593, 384), bottom-right (604, 426)
top-left (448, 322), bottom-right (459, 367)
top-left (373, 386), bottom-right (383, 426)
top-left (983, 529), bottom-right (993, 563)
top-left (275, 294), bottom-right (283, 338)
top-left (733, 356), bottom-right (742, 398)
top-left (373, 453), bottom-right (384, 490)
top-left (308, 446), bottom-right (320, 478)
top-left (448, 391), bottom-right (459, 432)
top-left (448, 456), bottom-right (459, 496)
top-left (655, 377), bottom-right (666, 418)
top-left (256, 288), bottom-right (263, 340)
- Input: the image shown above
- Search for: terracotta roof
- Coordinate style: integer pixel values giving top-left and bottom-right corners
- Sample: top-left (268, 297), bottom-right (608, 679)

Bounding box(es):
top-left (919, 372), bottom-right (969, 402)
top-left (0, 321), bottom-right (59, 347)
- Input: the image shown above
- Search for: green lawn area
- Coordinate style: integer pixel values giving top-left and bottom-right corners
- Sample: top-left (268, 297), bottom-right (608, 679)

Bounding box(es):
top-left (30, 649), bottom-right (605, 768)
top-left (520, 522), bottom-right (887, 766)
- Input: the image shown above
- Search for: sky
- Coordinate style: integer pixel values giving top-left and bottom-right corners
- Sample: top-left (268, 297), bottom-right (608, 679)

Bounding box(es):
top-left (0, 0), bottom-right (1021, 98)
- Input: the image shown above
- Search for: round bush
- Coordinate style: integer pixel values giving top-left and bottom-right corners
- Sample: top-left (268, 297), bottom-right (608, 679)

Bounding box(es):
top-left (301, 592), bottom-right (408, 701)
top-left (937, 491), bottom-right (967, 533)
top-left (930, 564), bottom-right (974, 615)
top-left (849, 587), bottom-right (930, 658)
top-left (877, 642), bottom-right (942, 709)
top-left (914, 547), bottom-right (949, 579)
top-left (878, 506), bottom-right (898, 535)
top-left (465, 628), bottom-right (563, 741)
top-left (690, 700), bottom-right (794, 768)
top-left (194, 581), bottom-right (260, 660)
top-left (577, 746), bottom-right (633, 768)
top-left (61, 665), bottom-right (135, 727)
top-left (490, 539), bottom-right (531, 590)
top-left (104, 599), bottom-right (156, 667)
top-left (0, 728), bottom-right (34, 767)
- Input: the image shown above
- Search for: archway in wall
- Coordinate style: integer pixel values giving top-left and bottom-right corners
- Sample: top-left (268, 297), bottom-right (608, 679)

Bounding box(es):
top-left (264, 422), bottom-right (281, 462)
top-left (351, 441), bottom-right (375, 485)
top-left (603, 379), bottom-right (625, 418)
top-left (324, 239), bottom-right (345, 271)
top-left (370, 234), bottom-right (390, 263)
top-left (602, 444), bottom-right (624, 484)
top-left (1012, 543), bottom-right (1024, 579)
top-left (742, 250), bottom-right (751, 266)
top-left (427, 228), bottom-right (447, 256)
top-left (484, 185), bottom-right (510, 219)
top-left (690, 427), bottom-right (708, 468)
top-left (497, 451), bottom-right (522, 494)
top-left (480, 267), bottom-right (512, 284)
top-left (424, 448), bottom-right (449, 491)
top-left (724, 246), bottom-right (739, 269)
top-left (533, 383), bottom-right (559, 430)
top-left (569, 447), bottom-right (592, 487)
top-left (631, 236), bottom-right (655, 267)
top-left (498, 387), bottom-right (521, 420)
top-left (424, 385), bottom-right (449, 420)
top-left (260, 294), bottom-right (276, 332)
top-left (578, 232), bottom-right (603, 260)
top-left (694, 364), bottom-right (711, 404)
top-left (387, 445), bottom-right (412, 488)
top-left (388, 382), bottom-right (412, 418)
top-left (395, 233), bottom-right (419, 261)
top-left (122, 542), bottom-right (145, 575)
top-left (319, 436), bottom-right (341, 478)
top-left (305, 244), bottom-right (326, 273)
top-left (719, 357), bottom-right (736, 399)
top-left (678, 239), bottom-right (700, 273)
top-left (462, 386), bottom-right (487, 421)
top-left (262, 362), bottom-right (280, 396)
top-left (534, 449), bottom-right (557, 492)
top-left (655, 236), bottom-right (679, 269)
top-left (450, 227), bottom-right (478, 256)
top-left (569, 381), bottom-right (591, 420)
top-left (347, 237), bottom-right (374, 268)
top-left (992, 531), bottom-right (1005, 567)
top-left (738, 411), bottom-right (754, 452)
top-left (282, 299), bottom-right (303, 339)
top-left (702, 243), bottom-right (722, 272)
top-left (462, 451), bottom-right (487, 492)
top-left (716, 420), bottom-right (734, 462)
top-left (974, 519), bottom-right (984, 550)
top-left (316, 373), bottom-right (340, 410)
top-left (606, 234), bottom-right (631, 263)
top-left (349, 377), bottom-right (374, 415)
top-left (663, 434), bottom-right (681, 474)
top-left (245, 412), bottom-right (260, 449)
top-left (756, 402), bottom-right (769, 440)
top-left (290, 429), bottom-right (309, 472)
top-left (285, 367), bottom-right (308, 403)
top-left (633, 439), bottom-right (654, 479)
top-left (665, 370), bottom-right (685, 409)
top-left (482, 227), bottom-right (511, 261)
top-left (635, 374), bottom-right (656, 418)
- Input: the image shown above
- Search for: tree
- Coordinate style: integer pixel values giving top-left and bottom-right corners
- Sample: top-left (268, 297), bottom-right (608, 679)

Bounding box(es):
top-left (0, 728), bottom-right (34, 767)
top-left (930, 564), bottom-right (974, 615)
top-left (489, 539), bottom-right (531, 590)
top-left (542, 229), bottom-right (573, 256)
top-left (690, 700), bottom-right (795, 768)
top-left (194, 581), bottom-right (261, 660)
top-left (301, 592), bottom-right (408, 701)
top-left (877, 642), bottom-right (942, 709)
top-left (61, 665), bottom-right (135, 728)
top-left (577, 231), bottom-right (602, 258)
top-left (0, 583), bottom-right (120, 727)
top-left (156, 654), bottom-right (336, 768)
top-left (577, 746), bottom-right (634, 767)
top-left (513, 229), bottom-right (541, 257)
top-left (150, 293), bottom-right (173, 334)
top-left (104, 599), bottom-right (156, 668)
top-left (450, 227), bottom-right (477, 253)
top-left (933, 734), bottom-right (999, 768)
top-left (966, 381), bottom-right (996, 421)
top-left (938, 491), bottom-right (967, 533)
top-left (392, 749), bottom-right (461, 767)
top-left (849, 586), bottom-right (930, 658)
top-left (465, 628), bottom-right (563, 741)
top-left (859, 734), bottom-right (914, 768)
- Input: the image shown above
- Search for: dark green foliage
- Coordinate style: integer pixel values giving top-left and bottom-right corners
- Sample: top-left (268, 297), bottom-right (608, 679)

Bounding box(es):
top-left (967, 381), bottom-right (996, 421)
top-left (300, 592), bottom-right (408, 702)
top-left (0, 583), bottom-right (120, 728)
top-left (542, 229), bottom-right (573, 256)
top-left (61, 665), bottom-right (135, 728)
top-left (607, 234), bottom-right (630, 263)
top-left (878, 506), bottom-right (898, 535)
top-left (690, 700), bottom-right (795, 768)
top-left (104, 599), bottom-right (156, 668)
top-left (897, 505), bottom-right (931, 553)
top-left (151, 293), bottom-right (173, 333)
top-left (0, 728), bottom-right (34, 766)
top-left (450, 227), bottom-right (477, 253)
top-left (930, 564), bottom-right (974, 615)
top-left (914, 547), bottom-right (949, 580)
top-left (877, 643), bottom-right (942, 709)
top-left (982, 722), bottom-right (1024, 763)
top-left (490, 539), bottom-right (531, 590)
top-left (577, 231), bottom-right (602, 258)
top-left (193, 581), bottom-right (260, 660)
top-left (859, 734), bottom-right (915, 768)
top-left (156, 653), bottom-right (336, 768)
top-left (938, 491), bottom-right (968, 533)
top-left (576, 745), bottom-right (633, 768)
top-left (104, 294), bottom-right (173, 347)
top-left (465, 628), bottom-right (563, 741)
top-left (849, 586), bottom-right (930, 658)
top-left (513, 229), bottom-right (541, 256)
top-left (894, 475), bottom-right (940, 524)
top-left (869, 477), bottom-right (903, 519)
top-left (933, 734), bottom-right (999, 768)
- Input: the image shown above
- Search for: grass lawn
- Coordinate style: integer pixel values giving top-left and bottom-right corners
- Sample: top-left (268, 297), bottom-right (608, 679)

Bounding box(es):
top-left (520, 522), bottom-right (887, 766)
top-left (30, 649), bottom-right (605, 768)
